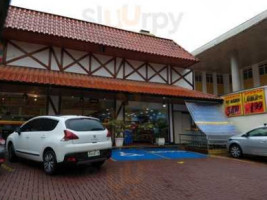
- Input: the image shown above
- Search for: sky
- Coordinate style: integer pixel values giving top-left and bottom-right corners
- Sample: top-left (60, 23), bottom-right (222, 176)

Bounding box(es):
top-left (11, 0), bottom-right (267, 53)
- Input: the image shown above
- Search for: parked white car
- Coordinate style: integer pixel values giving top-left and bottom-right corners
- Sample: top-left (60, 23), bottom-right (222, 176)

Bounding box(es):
top-left (6, 116), bottom-right (112, 175)
top-left (0, 138), bottom-right (5, 166)
top-left (227, 125), bottom-right (267, 158)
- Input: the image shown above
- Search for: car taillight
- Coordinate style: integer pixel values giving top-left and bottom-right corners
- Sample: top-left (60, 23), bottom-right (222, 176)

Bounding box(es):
top-left (63, 130), bottom-right (79, 141)
top-left (107, 130), bottom-right (112, 138)
top-left (0, 139), bottom-right (5, 145)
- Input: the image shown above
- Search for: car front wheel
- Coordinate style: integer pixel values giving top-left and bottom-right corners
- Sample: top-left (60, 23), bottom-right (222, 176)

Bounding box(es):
top-left (43, 150), bottom-right (57, 175)
top-left (8, 143), bottom-right (17, 162)
top-left (230, 144), bottom-right (242, 158)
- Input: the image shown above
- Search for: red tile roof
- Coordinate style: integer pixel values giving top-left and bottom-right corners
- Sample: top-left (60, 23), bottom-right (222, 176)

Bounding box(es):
top-left (0, 66), bottom-right (220, 101)
top-left (4, 6), bottom-right (197, 62)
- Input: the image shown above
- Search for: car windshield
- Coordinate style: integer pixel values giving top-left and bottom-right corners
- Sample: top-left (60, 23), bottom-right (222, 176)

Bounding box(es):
top-left (65, 118), bottom-right (105, 132)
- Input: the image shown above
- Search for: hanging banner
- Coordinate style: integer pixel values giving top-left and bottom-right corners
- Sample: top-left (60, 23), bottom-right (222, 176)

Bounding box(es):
top-left (224, 93), bottom-right (243, 117)
top-left (243, 88), bottom-right (266, 115)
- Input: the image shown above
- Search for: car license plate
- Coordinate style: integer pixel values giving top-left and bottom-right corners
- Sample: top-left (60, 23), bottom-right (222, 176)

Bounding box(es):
top-left (88, 150), bottom-right (100, 157)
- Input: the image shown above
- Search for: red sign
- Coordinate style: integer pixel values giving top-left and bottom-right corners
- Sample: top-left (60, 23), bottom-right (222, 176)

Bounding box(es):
top-left (224, 93), bottom-right (243, 117)
top-left (243, 89), bottom-right (266, 115)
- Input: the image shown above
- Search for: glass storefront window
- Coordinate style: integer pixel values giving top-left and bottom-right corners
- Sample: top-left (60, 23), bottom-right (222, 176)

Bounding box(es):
top-left (61, 96), bottom-right (114, 124)
top-left (0, 92), bottom-right (46, 121)
top-left (0, 92), bottom-right (47, 139)
top-left (125, 101), bottom-right (169, 144)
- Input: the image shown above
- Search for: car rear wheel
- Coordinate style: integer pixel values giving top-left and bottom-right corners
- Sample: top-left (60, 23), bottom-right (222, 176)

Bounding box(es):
top-left (43, 150), bottom-right (57, 175)
top-left (8, 143), bottom-right (17, 162)
top-left (230, 144), bottom-right (242, 158)
top-left (92, 160), bottom-right (105, 168)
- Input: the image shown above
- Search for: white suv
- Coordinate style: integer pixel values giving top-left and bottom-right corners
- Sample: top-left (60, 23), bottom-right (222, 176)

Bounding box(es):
top-left (6, 116), bottom-right (112, 175)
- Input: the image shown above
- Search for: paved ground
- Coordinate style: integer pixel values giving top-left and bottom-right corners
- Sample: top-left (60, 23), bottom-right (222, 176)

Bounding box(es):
top-left (1, 156), bottom-right (267, 200)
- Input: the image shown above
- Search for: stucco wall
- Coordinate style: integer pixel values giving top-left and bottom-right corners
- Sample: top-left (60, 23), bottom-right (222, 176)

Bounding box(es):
top-left (228, 114), bottom-right (267, 133)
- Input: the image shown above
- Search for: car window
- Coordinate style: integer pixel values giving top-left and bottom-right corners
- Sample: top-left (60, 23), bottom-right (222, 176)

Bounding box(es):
top-left (20, 119), bottom-right (38, 132)
top-left (39, 119), bottom-right (59, 131)
top-left (20, 118), bottom-right (58, 132)
top-left (65, 118), bottom-right (105, 132)
top-left (248, 128), bottom-right (267, 137)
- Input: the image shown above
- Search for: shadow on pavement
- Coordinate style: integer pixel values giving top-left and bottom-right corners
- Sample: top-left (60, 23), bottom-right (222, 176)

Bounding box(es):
top-left (6, 158), bottom-right (105, 176)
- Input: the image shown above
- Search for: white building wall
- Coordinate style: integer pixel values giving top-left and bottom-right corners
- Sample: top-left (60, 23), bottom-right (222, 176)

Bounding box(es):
top-left (252, 64), bottom-right (260, 87)
top-left (48, 96), bottom-right (60, 115)
top-left (212, 72), bottom-right (218, 95)
top-left (223, 74), bottom-right (230, 94)
top-left (202, 71), bottom-right (207, 93)
top-left (229, 114), bottom-right (267, 133)
top-left (171, 67), bottom-right (193, 89)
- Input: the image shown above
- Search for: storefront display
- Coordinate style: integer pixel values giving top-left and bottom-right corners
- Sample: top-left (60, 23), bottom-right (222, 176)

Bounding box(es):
top-left (0, 92), bottom-right (46, 121)
top-left (61, 96), bottom-right (114, 123)
top-left (125, 101), bottom-right (169, 144)
top-left (0, 92), bottom-right (46, 138)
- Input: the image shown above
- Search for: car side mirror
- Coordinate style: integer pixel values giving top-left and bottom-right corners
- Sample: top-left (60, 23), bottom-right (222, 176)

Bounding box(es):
top-left (16, 127), bottom-right (21, 135)
top-left (242, 133), bottom-right (249, 138)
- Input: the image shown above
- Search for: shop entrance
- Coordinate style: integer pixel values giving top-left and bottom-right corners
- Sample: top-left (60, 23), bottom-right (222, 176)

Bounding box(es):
top-left (173, 112), bottom-right (191, 144)
top-left (124, 101), bottom-right (169, 145)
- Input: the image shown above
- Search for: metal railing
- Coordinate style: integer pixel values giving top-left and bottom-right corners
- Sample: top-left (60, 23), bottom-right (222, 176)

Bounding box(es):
top-left (179, 130), bottom-right (228, 151)
top-left (179, 131), bottom-right (207, 149)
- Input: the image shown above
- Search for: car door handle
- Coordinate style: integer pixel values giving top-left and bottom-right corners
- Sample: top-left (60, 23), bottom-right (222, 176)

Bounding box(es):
top-left (25, 136), bottom-right (30, 139)
top-left (260, 141), bottom-right (267, 143)
top-left (41, 136), bottom-right (46, 139)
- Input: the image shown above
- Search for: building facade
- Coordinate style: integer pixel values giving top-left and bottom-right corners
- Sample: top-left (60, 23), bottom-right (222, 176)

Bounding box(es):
top-left (0, 6), bottom-right (220, 144)
top-left (192, 9), bottom-right (267, 96)
top-left (191, 9), bottom-right (267, 133)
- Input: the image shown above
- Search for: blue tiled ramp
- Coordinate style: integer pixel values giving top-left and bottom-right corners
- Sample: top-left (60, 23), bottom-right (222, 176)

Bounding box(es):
top-left (111, 148), bottom-right (207, 161)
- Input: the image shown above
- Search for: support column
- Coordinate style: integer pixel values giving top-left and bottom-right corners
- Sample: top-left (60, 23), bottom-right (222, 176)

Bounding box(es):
top-left (202, 71), bottom-right (207, 93)
top-left (230, 53), bottom-right (241, 92)
top-left (47, 96), bottom-right (61, 115)
top-left (168, 103), bottom-right (174, 143)
top-left (223, 74), bottom-right (230, 94)
top-left (239, 69), bottom-right (244, 90)
top-left (115, 100), bottom-right (124, 120)
top-left (212, 72), bottom-right (218, 96)
top-left (252, 64), bottom-right (260, 87)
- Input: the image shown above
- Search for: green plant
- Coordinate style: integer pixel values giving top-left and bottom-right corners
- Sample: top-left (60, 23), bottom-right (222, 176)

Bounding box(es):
top-left (153, 119), bottom-right (168, 138)
top-left (107, 119), bottom-right (125, 138)
top-left (138, 122), bottom-right (154, 130)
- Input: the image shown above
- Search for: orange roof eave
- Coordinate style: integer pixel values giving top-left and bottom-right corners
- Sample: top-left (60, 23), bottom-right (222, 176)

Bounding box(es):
top-left (0, 66), bottom-right (221, 101)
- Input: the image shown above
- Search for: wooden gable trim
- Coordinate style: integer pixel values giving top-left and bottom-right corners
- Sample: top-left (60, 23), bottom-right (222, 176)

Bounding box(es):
top-left (171, 67), bottom-right (193, 87)
top-left (147, 63), bottom-right (168, 83)
top-left (6, 41), bottom-right (50, 70)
